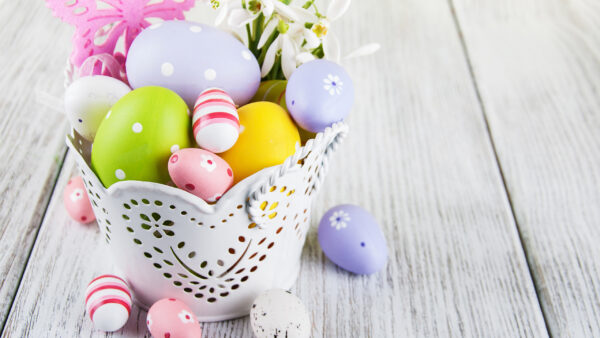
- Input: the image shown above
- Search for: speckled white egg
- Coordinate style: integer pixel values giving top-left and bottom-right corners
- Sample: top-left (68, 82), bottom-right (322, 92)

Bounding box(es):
top-left (64, 75), bottom-right (131, 141)
top-left (250, 289), bottom-right (311, 338)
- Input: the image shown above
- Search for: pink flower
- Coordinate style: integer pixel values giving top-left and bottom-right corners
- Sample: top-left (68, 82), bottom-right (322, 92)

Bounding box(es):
top-left (46, 0), bottom-right (196, 67)
top-left (177, 310), bottom-right (195, 324)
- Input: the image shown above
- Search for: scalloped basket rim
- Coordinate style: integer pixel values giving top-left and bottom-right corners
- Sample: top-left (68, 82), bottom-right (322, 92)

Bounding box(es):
top-left (65, 129), bottom-right (321, 215)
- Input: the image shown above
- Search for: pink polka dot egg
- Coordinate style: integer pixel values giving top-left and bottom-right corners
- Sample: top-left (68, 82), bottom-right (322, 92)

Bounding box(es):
top-left (63, 176), bottom-right (95, 224)
top-left (147, 298), bottom-right (202, 338)
top-left (168, 148), bottom-right (234, 203)
top-left (85, 274), bottom-right (132, 332)
top-left (193, 88), bottom-right (240, 153)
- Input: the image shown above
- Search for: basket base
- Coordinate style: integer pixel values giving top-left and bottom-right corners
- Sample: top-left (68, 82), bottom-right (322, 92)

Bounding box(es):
top-left (131, 261), bottom-right (301, 322)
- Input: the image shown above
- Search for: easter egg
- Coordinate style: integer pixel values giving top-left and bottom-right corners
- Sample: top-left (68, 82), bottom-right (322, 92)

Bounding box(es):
top-left (252, 81), bottom-right (316, 145)
top-left (126, 20), bottom-right (260, 107)
top-left (220, 102), bottom-right (300, 184)
top-left (251, 80), bottom-right (288, 110)
top-left (91, 86), bottom-right (192, 188)
top-left (63, 176), bottom-right (95, 224)
top-left (250, 289), bottom-right (311, 338)
top-left (193, 88), bottom-right (239, 153)
top-left (85, 274), bottom-right (132, 332)
top-left (147, 298), bottom-right (202, 338)
top-left (318, 205), bottom-right (387, 274)
top-left (168, 148), bottom-right (234, 202)
top-left (286, 59), bottom-right (354, 132)
top-left (64, 75), bottom-right (131, 141)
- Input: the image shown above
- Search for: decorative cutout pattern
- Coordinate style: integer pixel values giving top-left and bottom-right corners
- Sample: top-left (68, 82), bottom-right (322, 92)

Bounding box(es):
top-left (66, 122), bottom-right (348, 321)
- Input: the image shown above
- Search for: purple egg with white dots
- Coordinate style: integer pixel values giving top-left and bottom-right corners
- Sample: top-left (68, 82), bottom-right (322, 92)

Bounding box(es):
top-left (318, 204), bottom-right (387, 275)
top-left (126, 20), bottom-right (261, 107)
top-left (286, 59), bottom-right (354, 133)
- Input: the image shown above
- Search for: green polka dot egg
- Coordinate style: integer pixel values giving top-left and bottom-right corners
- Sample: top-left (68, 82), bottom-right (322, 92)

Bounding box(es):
top-left (91, 86), bottom-right (192, 187)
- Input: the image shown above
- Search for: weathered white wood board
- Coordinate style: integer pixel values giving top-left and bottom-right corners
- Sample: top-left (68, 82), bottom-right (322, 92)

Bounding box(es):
top-left (452, 0), bottom-right (600, 336)
top-left (1, 0), bottom-right (552, 337)
top-left (0, 0), bottom-right (72, 328)
top-left (11, 0), bottom-right (600, 337)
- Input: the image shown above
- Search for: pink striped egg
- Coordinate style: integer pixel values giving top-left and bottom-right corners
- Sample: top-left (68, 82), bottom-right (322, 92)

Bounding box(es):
top-left (193, 88), bottom-right (240, 153)
top-left (85, 274), bottom-right (132, 332)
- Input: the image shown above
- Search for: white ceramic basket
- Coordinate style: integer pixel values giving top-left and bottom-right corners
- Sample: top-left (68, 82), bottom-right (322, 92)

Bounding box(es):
top-left (66, 120), bottom-right (347, 321)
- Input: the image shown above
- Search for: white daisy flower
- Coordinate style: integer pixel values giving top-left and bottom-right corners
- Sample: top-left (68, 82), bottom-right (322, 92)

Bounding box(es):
top-left (70, 188), bottom-right (84, 202)
top-left (211, 0), bottom-right (379, 79)
top-left (259, 20), bottom-right (306, 79)
top-left (178, 310), bottom-right (196, 324)
top-left (146, 314), bottom-right (153, 329)
top-left (200, 154), bottom-right (217, 172)
top-left (329, 210), bottom-right (351, 230)
top-left (226, 0), bottom-right (301, 27)
top-left (323, 74), bottom-right (343, 95)
top-left (320, 0), bottom-right (381, 63)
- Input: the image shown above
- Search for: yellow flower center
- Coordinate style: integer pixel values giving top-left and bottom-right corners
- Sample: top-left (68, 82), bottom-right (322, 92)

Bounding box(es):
top-left (312, 23), bottom-right (328, 38)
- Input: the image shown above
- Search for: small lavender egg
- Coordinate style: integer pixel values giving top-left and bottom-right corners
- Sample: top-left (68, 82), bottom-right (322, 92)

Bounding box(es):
top-left (318, 204), bottom-right (387, 274)
top-left (286, 59), bottom-right (354, 132)
top-left (126, 21), bottom-right (260, 107)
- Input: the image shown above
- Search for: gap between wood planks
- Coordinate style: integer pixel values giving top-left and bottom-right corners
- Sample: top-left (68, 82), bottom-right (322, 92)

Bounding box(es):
top-left (446, 0), bottom-right (553, 334)
top-left (0, 147), bottom-right (69, 334)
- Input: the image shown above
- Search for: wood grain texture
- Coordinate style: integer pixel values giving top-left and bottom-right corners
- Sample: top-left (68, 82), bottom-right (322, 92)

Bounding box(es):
top-left (452, 0), bottom-right (600, 336)
top-left (1, 0), bottom-right (553, 337)
top-left (0, 0), bottom-right (71, 328)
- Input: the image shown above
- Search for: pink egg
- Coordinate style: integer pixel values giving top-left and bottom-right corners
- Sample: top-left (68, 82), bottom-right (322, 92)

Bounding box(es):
top-left (168, 148), bottom-right (234, 202)
top-left (147, 298), bottom-right (202, 338)
top-left (193, 88), bottom-right (240, 153)
top-left (85, 274), bottom-right (132, 332)
top-left (63, 176), bottom-right (95, 224)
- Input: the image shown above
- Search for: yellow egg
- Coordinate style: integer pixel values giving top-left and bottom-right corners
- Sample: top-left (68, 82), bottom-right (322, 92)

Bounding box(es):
top-left (221, 102), bottom-right (300, 183)
top-left (252, 81), bottom-right (316, 145)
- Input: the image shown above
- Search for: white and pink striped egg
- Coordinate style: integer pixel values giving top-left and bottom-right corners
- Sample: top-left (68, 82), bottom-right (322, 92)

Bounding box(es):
top-left (168, 148), bottom-right (233, 203)
top-left (193, 88), bottom-right (240, 153)
top-left (85, 274), bottom-right (132, 332)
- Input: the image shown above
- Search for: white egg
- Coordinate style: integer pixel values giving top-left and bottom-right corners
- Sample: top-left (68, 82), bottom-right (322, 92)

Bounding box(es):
top-left (65, 75), bottom-right (131, 141)
top-left (250, 289), bottom-right (311, 338)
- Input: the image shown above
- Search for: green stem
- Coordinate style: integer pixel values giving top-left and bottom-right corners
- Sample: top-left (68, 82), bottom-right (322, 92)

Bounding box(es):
top-left (312, 43), bottom-right (324, 58)
top-left (311, 2), bottom-right (322, 17)
top-left (264, 54), bottom-right (281, 81)
top-left (257, 31), bottom-right (279, 65)
top-left (247, 13), bottom-right (264, 58)
top-left (246, 23), bottom-right (253, 53)
top-left (302, 0), bottom-right (314, 9)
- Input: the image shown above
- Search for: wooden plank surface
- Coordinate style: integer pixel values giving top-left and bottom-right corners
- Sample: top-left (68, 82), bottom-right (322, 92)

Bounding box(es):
top-left (0, 0), bottom-right (555, 337)
top-left (451, 0), bottom-right (600, 336)
top-left (0, 0), bottom-right (71, 328)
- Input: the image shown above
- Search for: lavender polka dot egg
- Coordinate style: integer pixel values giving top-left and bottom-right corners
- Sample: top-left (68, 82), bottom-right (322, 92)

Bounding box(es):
top-left (286, 59), bottom-right (354, 132)
top-left (318, 204), bottom-right (387, 274)
top-left (126, 20), bottom-right (261, 107)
